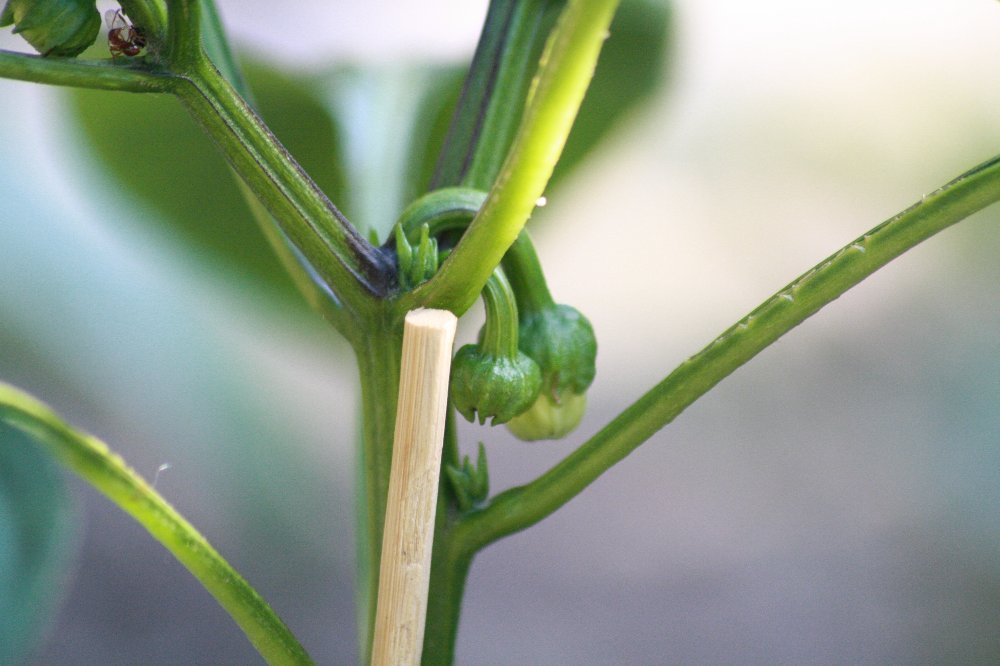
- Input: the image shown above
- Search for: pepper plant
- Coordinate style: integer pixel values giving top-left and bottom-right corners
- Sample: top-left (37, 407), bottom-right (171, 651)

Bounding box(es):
top-left (1, 0), bottom-right (1000, 664)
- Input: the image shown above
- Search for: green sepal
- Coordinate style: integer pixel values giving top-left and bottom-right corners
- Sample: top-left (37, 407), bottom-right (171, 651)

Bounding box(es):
top-left (394, 222), bottom-right (438, 290)
top-left (394, 224), bottom-right (414, 282)
top-left (1, 0), bottom-right (100, 57)
top-left (450, 344), bottom-right (541, 425)
top-left (444, 442), bottom-right (488, 512)
top-left (519, 303), bottom-right (597, 399)
top-left (415, 224), bottom-right (438, 286)
top-left (506, 391), bottom-right (587, 442)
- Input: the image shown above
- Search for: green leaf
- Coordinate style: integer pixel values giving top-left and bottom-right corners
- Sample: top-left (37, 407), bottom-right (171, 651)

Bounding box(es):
top-left (0, 421), bottom-right (77, 665)
top-left (550, 0), bottom-right (673, 186)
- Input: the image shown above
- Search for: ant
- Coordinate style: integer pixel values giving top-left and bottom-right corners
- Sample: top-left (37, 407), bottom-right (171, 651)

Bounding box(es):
top-left (105, 9), bottom-right (146, 58)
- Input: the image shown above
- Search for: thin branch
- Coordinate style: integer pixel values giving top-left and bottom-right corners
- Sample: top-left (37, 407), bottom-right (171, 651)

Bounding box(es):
top-left (197, 0), bottom-right (249, 97)
top-left (162, 0), bottom-right (393, 310)
top-left (462, 0), bottom-right (564, 191)
top-left (429, 0), bottom-right (518, 189)
top-left (194, 1), bottom-right (354, 334)
top-left (0, 50), bottom-right (173, 92)
top-left (0, 382), bottom-right (315, 665)
top-left (455, 153), bottom-right (1000, 552)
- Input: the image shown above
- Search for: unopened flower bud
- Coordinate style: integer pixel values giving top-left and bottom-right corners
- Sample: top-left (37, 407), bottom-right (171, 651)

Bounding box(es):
top-left (1, 0), bottom-right (100, 57)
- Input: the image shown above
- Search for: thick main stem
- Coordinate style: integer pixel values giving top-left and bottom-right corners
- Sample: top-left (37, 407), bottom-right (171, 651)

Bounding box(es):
top-left (421, 518), bottom-right (474, 666)
top-left (353, 316), bottom-right (404, 662)
top-left (419, 402), bottom-right (475, 665)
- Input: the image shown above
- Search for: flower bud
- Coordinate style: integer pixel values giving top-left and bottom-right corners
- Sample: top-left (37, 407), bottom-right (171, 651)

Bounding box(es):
top-left (444, 442), bottom-right (489, 512)
top-left (506, 391), bottom-right (587, 442)
top-left (450, 344), bottom-right (541, 426)
top-left (449, 266), bottom-right (541, 426)
top-left (518, 303), bottom-right (597, 400)
top-left (1, 0), bottom-right (100, 57)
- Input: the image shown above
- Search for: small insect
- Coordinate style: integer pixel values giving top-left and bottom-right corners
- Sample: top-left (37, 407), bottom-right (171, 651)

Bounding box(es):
top-left (105, 9), bottom-right (146, 58)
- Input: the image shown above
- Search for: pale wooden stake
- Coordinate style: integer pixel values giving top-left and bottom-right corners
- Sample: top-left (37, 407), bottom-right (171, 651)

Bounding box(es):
top-left (371, 308), bottom-right (458, 666)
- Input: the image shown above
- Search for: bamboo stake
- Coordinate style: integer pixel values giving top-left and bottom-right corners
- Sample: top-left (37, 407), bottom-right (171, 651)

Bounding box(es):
top-left (371, 308), bottom-right (458, 666)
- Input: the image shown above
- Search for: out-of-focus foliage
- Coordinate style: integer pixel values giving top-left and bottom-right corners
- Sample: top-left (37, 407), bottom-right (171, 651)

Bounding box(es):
top-left (0, 424), bottom-right (76, 664)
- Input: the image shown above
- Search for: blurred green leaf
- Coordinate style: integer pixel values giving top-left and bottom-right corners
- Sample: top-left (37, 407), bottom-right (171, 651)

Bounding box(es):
top-left (551, 0), bottom-right (672, 186)
top-left (315, 64), bottom-right (465, 243)
top-left (0, 422), bottom-right (77, 664)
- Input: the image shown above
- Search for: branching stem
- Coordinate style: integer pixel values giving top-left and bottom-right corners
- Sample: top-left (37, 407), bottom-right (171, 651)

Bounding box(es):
top-left (406, 0), bottom-right (622, 316)
top-left (172, 56), bottom-right (393, 313)
top-left (455, 153), bottom-right (1000, 551)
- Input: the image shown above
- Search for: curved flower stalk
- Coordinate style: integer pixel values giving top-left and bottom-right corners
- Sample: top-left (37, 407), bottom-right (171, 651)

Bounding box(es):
top-left (503, 232), bottom-right (596, 440)
top-left (450, 266), bottom-right (542, 425)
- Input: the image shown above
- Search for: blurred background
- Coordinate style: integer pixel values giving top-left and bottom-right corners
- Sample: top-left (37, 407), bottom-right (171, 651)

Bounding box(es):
top-left (2, 0), bottom-right (1000, 663)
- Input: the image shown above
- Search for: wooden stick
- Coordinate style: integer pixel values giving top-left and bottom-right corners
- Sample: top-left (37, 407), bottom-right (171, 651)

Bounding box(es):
top-left (371, 308), bottom-right (458, 666)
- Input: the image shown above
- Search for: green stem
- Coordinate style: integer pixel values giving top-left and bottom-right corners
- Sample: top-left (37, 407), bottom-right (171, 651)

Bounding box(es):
top-left (480, 267), bottom-right (521, 358)
top-left (421, 411), bottom-right (473, 665)
top-left (197, 0), bottom-right (247, 95)
top-left (237, 181), bottom-right (355, 335)
top-left (120, 0), bottom-right (168, 42)
top-left (193, 1), bottom-right (353, 334)
top-left (0, 50), bottom-right (172, 91)
top-left (353, 317), bottom-right (404, 662)
top-left (432, 0), bottom-right (563, 190)
top-left (456, 152), bottom-right (1000, 551)
top-left (170, 56), bottom-right (393, 310)
top-left (409, 0), bottom-right (622, 316)
top-left (0, 382), bottom-right (313, 665)
top-left (421, 525), bottom-right (474, 666)
top-left (463, 0), bottom-right (564, 190)
top-left (430, 0), bottom-right (518, 188)
top-left (502, 230), bottom-right (554, 313)
top-left (164, 0), bottom-right (201, 67)
top-left (160, 0), bottom-right (392, 309)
